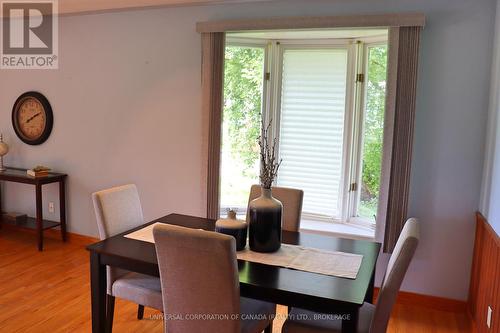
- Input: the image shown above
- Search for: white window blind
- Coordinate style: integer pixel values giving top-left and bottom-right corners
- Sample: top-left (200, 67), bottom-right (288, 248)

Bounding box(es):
top-left (277, 48), bottom-right (348, 219)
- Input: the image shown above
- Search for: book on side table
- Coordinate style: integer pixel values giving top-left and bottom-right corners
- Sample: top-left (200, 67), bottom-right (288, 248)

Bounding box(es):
top-left (27, 166), bottom-right (50, 178)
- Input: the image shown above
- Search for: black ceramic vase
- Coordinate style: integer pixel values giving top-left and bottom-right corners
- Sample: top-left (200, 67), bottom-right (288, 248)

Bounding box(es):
top-left (248, 187), bottom-right (283, 253)
top-left (215, 210), bottom-right (247, 251)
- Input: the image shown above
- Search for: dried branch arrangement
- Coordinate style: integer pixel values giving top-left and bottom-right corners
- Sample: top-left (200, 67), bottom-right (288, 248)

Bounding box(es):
top-left (259, 120), bottom-right (282, 189)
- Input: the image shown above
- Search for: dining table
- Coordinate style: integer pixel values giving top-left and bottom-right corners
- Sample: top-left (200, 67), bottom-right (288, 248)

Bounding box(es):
top-left (86, 213), bottom-right (381, 333)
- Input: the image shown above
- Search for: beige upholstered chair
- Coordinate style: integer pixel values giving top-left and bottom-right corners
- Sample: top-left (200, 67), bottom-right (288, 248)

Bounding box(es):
top-left (92, 184), bottom-right (162, 332)
top-left (247, 185), bottom-right (304, 232)
top-left (153, 223), bottom-right (276, 333)
top-left (281, 218), bottom-right (420, 333)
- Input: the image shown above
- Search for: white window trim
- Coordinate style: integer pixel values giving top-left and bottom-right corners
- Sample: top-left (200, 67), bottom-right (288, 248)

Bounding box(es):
top-left (300, 218), bottom-right (375, 241)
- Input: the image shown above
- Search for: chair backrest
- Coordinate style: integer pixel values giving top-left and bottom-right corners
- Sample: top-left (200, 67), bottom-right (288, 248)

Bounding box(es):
top-left (92, 184), bottom-right (144, 239)
top-left (371, 218), bottom-right (419, 333)
top-left (153, 224), bottom-right (240, 333)
top-left (247, 184), bottom-right (304, 232)
top-left (92, 184), bottom-right (145, 294)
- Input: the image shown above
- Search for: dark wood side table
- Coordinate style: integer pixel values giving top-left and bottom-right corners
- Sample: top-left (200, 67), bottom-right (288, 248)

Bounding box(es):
top-left (0, 167), bottom-right (67, 251)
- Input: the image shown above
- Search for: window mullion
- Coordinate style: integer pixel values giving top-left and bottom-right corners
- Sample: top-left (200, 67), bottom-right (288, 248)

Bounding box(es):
top-left (340, 41), bottom-right (357, 223)
top-left (261, 41), bottom-right (271, 131)
top-left (346, 41), bottom-right (367, 222)
top-left (270, 41), bottom-right (283, 185)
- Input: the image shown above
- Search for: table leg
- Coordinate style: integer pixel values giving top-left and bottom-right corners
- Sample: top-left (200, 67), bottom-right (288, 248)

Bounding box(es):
top-left (341, 307), bottom-right (359, 333)
top-left (35, 184), bottom-right (43, 251)
top-left (59, 179), bottom-right (67, 242)
top-left (365, 268), bottom-right (376, 303)
top-left (90, 251), bottom-right (107, 333)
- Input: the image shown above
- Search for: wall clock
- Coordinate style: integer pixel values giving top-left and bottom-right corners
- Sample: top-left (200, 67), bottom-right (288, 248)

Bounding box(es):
top-left (12, 91), bottom-right (54, 145)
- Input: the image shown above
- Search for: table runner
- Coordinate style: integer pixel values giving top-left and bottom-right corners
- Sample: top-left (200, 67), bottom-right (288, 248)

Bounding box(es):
top-left (236, 244), bottom-right (362, 279)
top-left (125, 223), bottom-right (363, 279)
top-left (124, 222), bottom-right (165, 243)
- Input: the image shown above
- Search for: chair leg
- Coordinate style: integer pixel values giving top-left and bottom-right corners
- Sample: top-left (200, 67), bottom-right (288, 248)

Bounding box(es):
top-left (264, 321), bottom-right (273, 333)
top-left (137, 304), bottom-right (145, 320)
top-left (106, 295), bottom-right (115, 333)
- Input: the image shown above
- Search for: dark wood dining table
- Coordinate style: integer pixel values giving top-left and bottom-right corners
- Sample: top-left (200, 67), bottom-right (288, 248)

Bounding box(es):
top-left (86, 213), bottom-right (381, 333)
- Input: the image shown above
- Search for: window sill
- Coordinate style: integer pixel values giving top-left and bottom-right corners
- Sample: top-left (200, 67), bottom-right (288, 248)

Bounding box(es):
top-left (224, 209), bottom-right (377, 240)
top-left (299, 219), bottom-right (375, 241)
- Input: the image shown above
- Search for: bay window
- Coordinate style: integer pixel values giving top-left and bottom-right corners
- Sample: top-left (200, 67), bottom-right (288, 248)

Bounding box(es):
top-left (220, 30), bottom-right (388, 236)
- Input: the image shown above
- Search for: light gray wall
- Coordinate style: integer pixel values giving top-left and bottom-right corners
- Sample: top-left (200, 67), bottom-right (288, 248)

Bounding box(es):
top-left (488, 112), bottom-right (500, 234)
top-left (482, 0), bottom-right (500, 235)
top-left (0, 0), bottom-right (495, 301)
top-left (488, 120), bottom-right (500, 234)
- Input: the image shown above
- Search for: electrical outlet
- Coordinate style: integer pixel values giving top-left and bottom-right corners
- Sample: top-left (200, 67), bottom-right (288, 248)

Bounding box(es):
top-left (487, 306), bottom-right (492, 329)
top-left (48, 202), bottom-right (55, 213)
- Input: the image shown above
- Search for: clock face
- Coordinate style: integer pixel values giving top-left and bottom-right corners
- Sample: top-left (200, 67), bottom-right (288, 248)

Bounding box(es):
top-left (17, 98), bottom-right (47, 140)
top-left (12, 92), bottom-right (53, 145)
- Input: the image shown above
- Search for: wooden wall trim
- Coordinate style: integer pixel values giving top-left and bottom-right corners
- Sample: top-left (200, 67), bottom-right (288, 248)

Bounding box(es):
top-left (468, 212), bottom-right (500, 333)
top-left (196, 12), bottom-right (426, 33)
top-left (373, 288), bottom-right (467, 313)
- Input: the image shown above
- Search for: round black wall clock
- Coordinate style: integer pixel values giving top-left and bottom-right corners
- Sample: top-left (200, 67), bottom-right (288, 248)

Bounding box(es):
top-left (12, 91), bottom-right (54, 145)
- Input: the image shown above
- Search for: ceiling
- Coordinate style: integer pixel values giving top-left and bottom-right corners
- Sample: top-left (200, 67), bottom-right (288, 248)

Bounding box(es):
top-left (57, 0), bottom-right (267, 15)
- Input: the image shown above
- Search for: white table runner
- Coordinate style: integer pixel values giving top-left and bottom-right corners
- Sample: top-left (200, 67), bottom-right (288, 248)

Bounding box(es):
top-left (124, 222), bottom-right (166, 243)
top-left (125, 223), bottom-right (363, 279)
top-left (236, 244), bottom-right (362, 279)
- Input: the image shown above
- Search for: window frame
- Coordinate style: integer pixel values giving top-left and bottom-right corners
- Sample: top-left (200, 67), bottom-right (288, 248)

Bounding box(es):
top-left (219, 40), bottom-right (268, 217)
top-left (273, 41), bottom-right (356, 223)
top-left (348, 40), bottom-right (389, 229)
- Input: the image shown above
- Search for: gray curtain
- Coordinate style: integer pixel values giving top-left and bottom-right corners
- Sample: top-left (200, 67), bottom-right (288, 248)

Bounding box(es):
top-left (202, 32), bottom-right (225, 220)
top-left (381, 26), bottom-right (422, 252)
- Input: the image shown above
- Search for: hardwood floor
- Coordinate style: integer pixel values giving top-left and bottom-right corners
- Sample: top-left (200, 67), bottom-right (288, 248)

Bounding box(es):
top-left (0, 227), bottom-right (473, 332)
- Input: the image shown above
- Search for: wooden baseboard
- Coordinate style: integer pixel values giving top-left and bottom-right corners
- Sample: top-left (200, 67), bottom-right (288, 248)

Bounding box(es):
top-left (48, 228), bottom-right (99, 244)
top-left (374, 288), bottom-right (467, 312)
top-left (1, 222), bottom-right (98, 245)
